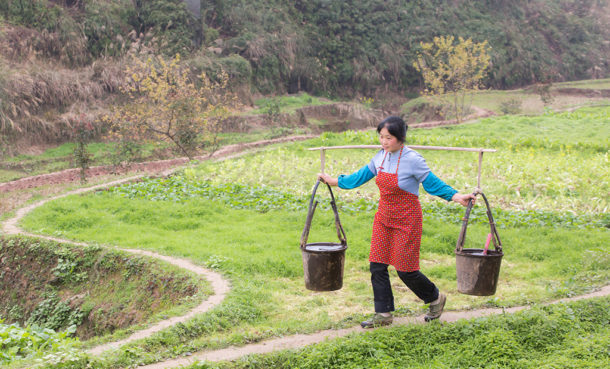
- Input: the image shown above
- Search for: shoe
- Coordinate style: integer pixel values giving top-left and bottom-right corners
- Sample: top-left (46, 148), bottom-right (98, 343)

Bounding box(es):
top-left (360, 313), bottom-right (393, 329)
top-left (424, 293), bottom-right (446, 322)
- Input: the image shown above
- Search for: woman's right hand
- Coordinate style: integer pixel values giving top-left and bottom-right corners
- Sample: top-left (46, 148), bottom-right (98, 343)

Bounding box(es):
top-left (318, 173), bottom-right (338, 186)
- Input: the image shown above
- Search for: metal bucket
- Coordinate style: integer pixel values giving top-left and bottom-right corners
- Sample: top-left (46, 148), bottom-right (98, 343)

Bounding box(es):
top-left (455, 192), bottom-right (503, 296)
top-left (300, 180), bottom-right (347, 292)
top-left (301, 242), bottom-right (347, 291)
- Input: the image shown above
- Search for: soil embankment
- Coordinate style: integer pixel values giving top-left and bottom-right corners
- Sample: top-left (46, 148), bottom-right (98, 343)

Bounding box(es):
top-left (0, 237), bottom-right (202, 339)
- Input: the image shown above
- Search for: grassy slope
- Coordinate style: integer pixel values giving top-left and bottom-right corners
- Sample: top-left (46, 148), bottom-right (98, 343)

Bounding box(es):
top-left (556, 78), bottom-right (610, 89)
top-left (403, 79), bottom-right (610, 117)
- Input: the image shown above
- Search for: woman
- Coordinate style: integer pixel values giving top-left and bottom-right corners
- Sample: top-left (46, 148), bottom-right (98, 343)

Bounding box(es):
top-left (318, 116), bottom-right (474, 328)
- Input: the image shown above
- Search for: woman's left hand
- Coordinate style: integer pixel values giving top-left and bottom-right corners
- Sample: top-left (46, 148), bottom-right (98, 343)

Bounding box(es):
top-left (451, 193), bottom-right (476, 207)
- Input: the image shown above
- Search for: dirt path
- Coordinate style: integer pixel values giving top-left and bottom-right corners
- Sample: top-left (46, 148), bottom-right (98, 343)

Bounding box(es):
top-left (2, 130), bottom-right (608, 368)
top-left (0, 135), bottom-right (315, 193)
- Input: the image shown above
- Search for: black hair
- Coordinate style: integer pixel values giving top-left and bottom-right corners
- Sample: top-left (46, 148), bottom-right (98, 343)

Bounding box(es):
top-left (376, 116), bottom-right (407, 142)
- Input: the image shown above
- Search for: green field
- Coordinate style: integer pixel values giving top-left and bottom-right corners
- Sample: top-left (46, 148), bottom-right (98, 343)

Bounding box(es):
top-left (12, 106), bottom-right (609, 368)
top-left (195, 108), bottom-right (609, 215)
top-left (556, 78), bottom-right (610, 89)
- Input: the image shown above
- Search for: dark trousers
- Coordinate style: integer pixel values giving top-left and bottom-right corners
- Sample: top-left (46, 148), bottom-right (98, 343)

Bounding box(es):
top-left (370, 262), bottom-right (439, 313)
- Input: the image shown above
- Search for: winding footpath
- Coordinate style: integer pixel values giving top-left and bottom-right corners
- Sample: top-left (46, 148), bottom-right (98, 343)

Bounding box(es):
top-left (1, 134), bottom-right (608, 369)
top-left (2, 176), bottom-right (231, 356)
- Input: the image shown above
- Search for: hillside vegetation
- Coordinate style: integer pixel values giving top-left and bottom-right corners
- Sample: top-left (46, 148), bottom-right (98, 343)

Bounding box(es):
top-left (0, 0), bottom-right (608, 150)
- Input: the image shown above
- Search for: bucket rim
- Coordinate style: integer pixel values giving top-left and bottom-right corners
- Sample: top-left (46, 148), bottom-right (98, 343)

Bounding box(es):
top-left (302, 242), bottom-right (347, 253)
top-left (456, 248), bottom-right (503, 257)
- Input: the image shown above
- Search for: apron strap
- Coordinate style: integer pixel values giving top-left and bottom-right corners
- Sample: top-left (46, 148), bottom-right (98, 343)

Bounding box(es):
top-left (378, 150), bottom-right (389, 171)
top-left (395, 146), bottom-right (403, 174)
top-left (378, 146), bottom-right (404, 173)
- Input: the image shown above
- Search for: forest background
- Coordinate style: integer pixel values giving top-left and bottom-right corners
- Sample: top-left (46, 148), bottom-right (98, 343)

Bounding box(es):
top-left (0, 0), bottom-right (609, 153)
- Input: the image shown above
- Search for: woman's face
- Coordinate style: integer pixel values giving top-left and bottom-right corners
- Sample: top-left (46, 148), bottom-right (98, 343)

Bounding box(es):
top-left (379, 127), bottom-right (403, 152)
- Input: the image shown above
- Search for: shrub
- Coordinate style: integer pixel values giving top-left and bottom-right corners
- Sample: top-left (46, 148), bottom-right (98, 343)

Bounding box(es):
top-left (414, 36), bottom-right (491, 123)
top-left (71, 115), bottom-right (95, 183)
top-left (82, 0), bottom-right (134, 58)
top-left (188, 53), bottom-right (252, 87)
top-left (105, 54), bottom-right (240, 159)
top-left (500, 98), bottom-right (522, 115)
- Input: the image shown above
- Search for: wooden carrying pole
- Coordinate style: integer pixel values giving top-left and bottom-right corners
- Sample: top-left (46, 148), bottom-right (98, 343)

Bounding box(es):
top-left (308, 145), bottom-right (496, 192)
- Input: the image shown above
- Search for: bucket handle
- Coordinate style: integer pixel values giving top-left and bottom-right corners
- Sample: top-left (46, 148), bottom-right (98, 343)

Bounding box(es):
top-left (300, 179), bottom-right (347, 249)
top-left (455, 191), bottom-right (503, 253)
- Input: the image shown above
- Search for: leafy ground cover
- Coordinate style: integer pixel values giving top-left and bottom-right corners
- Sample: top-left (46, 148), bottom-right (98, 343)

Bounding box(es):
top-left (195, 297), bottom-right (610, 369)
top-left (107, 175), bottom-right (606, 229)
top-left (0, 321), bottom-right (81, 365)
top-left (194, 107), bottom-right (609, 216)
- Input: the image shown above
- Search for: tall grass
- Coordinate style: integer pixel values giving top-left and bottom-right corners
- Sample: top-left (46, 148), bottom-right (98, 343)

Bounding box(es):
top-left (0, 62), bottom-right (124, 137)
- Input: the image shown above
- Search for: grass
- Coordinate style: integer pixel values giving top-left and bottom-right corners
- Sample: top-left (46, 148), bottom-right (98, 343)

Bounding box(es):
top-left (0, 129), bottom-right (315, 183)
top-left (13, 105), bottom-right (609, 368)
top-left (555, 78), bottom-right (610, 89)
top-left (197, 297), bottom-right (610, 369)
top-left (5, 101), bottom-right (609, 368)
top-left (0, 142), bottom-right (155, 183)
top-left (402, 80), bottom-right (610, 116)
top-left (18, 184), bottom-right (609, 367)
top-left (469, 90), bottom-right (609, 115)
top-left (249, 93), bottom-right (334, 115)
top-left (215, 128), bottom-right (311, 146)
top-left (0, 132), bottom-right (289, 183)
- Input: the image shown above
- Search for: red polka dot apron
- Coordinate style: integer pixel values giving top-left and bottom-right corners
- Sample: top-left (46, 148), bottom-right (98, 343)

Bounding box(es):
top-left (370, 147), bottom-right (423, 272)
